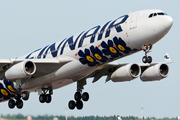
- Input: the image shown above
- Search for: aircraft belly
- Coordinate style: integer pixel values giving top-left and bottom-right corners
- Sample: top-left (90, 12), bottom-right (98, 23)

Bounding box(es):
top-left (52, 79), bottom-right (75, 90)
top-left (22, 60), bottom-right (96, 91)
top-left (54, 59), bottom-right (96, 80)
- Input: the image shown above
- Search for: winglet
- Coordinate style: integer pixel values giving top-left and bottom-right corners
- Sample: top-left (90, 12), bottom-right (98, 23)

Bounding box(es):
top-left (164, 53), bottom-right (172, 63)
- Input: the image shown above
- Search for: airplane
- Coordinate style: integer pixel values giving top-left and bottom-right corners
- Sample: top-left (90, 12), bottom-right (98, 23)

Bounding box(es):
top-left (0, 9), bottom-right (173, 110)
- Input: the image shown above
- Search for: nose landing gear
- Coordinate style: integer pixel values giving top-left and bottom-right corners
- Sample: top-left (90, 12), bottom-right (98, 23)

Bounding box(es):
top-left (142, 44), bottom-right (152, 63)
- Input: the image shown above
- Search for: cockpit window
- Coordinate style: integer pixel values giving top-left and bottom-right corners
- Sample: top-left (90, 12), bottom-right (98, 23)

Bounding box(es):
top-left (158, 12), bottom-right (164, 15)
top-left (154, 13), bottom-right (157, 16)
top-left (148, 12), bottom-right (167, 18)
top-left (148, 13), bottom-right (153, 18)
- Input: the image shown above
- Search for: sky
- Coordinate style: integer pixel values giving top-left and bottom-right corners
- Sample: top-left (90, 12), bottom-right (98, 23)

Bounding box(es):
top-left (0, 0), bottom-right (179, 118)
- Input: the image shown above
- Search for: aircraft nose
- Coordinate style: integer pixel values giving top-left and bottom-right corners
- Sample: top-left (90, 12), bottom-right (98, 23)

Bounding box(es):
top-left (164, 16), bottom-right (173, 32)
top-left (154, 15), bottom-right (173, 39)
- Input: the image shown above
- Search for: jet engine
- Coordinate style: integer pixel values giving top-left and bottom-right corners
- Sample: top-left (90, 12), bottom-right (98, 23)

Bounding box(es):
top-left (5, 61), bottom-right (36, 80)
top-left (140, 63), bottom-right (169, 81)
top-left (110, 64), bottom-right (141, 82)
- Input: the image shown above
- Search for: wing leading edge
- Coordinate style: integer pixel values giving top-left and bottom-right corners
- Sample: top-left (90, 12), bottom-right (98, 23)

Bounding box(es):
top-left (86, 53), bottom-right (171, 83)
top-left (0, 57), bottom-right (73, 80)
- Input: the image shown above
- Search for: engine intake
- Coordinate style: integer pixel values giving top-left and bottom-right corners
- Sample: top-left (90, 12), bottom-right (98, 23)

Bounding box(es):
top-left (5, 61), bottom-right (36, 80)
top-left (140, 63), bottom-right (169, 82)
top-left (110, 64), bottom-right (141, 82)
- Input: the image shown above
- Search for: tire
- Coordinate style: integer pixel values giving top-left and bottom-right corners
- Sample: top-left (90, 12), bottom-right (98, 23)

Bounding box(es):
top-left (39, 94), bottom-right (46, 103)
top-left (82, 92), bottom-right (89, 102)
top-left (16, 100), bottom-right (23, 109)
top-left (14, 92), bottom-right (21, 100)
top-left (68, 100), bottom-right (76, 110)
top-left (46, 94), bottom-right (52, 103)
top-left (8, 99), bottom-right (15, 109)
top-left (147, 56), bottom-right (152, 63)
top-left (74, 92), bottom-right (81, 101)
top-left (76, 100), bottom-right (83, 110)
top-left (142, 56), bottom-right (148, 63)
top-left (22, 91), bottom-right (29, 101)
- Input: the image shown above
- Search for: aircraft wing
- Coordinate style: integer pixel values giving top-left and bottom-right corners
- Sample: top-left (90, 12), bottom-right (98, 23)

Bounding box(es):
top-left (87, 53), bottom-right (171, 83)
top-left (0, 57), bottom-right (73, 79)
top-left (87, 62), bottom-right (131, 83)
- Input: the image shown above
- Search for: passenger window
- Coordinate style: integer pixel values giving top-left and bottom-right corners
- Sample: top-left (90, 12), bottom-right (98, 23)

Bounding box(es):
top-left (148, 13), bottom-right (153, 18)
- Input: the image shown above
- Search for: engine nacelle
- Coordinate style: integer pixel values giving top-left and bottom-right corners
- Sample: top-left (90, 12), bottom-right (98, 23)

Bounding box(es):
top-left (110, 64), bottom-right (141, 82)
top-left (5, 61), bottom-right (36, 80)
top-left (140, 63), bottom-right (169, 82)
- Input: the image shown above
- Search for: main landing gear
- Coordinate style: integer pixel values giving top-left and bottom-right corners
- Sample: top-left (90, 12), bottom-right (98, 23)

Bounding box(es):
top-left (8, 88), bottom-right (30, 109)
top-left (39, 87), bottom-right (52, 103)
top-left (8, 80), bottom-right (53, 109)
top-left (68, 79), bottom-right (89, 110)
top-left (8, 79), bottom-right (30, 109)
top-left (142, 44), bottom-right (152, 63)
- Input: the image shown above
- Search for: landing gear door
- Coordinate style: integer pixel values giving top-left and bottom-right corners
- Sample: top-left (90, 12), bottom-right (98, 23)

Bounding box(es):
top-left (130, 13), bottom-right (139, 29)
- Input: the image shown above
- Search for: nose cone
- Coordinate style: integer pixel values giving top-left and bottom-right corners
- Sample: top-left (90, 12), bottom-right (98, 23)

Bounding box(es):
top-left (136, 10), bottom-right (173, 46)
top-left (164, 16), bottom-right (173, 32)
top-left (154, 15), bottom-right (173, 40)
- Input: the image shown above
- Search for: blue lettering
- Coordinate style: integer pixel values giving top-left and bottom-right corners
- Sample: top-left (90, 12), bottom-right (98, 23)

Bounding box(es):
top-left (25, 48), bottom-right (41, 59)
top-left (98, 21), bottom-right (111, 40)
top-left (105, 15), bottom-right (129, 38)
top-left (37, 45), bottom-right (49, 59)
top-left (43, 39), bottom-right (66, 58)
top-left (42, 43), bottom-right (56, 58)
top-left (78, 25), bottom-right (100, 48)
top-left (60, 32), bottom-right (84, 55)
top-left (26, 15), bottom-right (129, 58)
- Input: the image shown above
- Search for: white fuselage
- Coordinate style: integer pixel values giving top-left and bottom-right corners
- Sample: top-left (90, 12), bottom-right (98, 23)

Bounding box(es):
top-left (18, 9), bottom-right (173, 92)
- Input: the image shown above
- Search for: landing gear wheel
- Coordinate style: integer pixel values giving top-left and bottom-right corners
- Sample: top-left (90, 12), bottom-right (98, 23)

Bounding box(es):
top-left (142, 56), bottom-right (148, 63)
top-left (8, 99), bottom-right (15, 109)
top-left (76, 100), bottom-right (83, 110)
top-left (39, 94), bottom-right (47, 103)
top-left (74, 92), bottom-right (81, 101)
top-left (69, 100), bottom-right (76, 110)
top-left (22, 91), bottom-right (29, 101)
top-left (16, 100), bottom-right (23, 109)
top-left (69, 79), bottom-right (89, 110)
top-left (147, 56), bottom-right (152, 63)
top-left (142, 44), bottom-right (153, 63)
top-left (46, 94), bottom-right (52, 103)
top-left (82, 92), bottom-right (89, 102)
top-left (14, 92), bottom-right (21, 100)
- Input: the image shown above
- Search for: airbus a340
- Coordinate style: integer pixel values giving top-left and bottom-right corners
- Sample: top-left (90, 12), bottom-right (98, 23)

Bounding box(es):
top-left (0, 9), bottom-right (173, 110)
